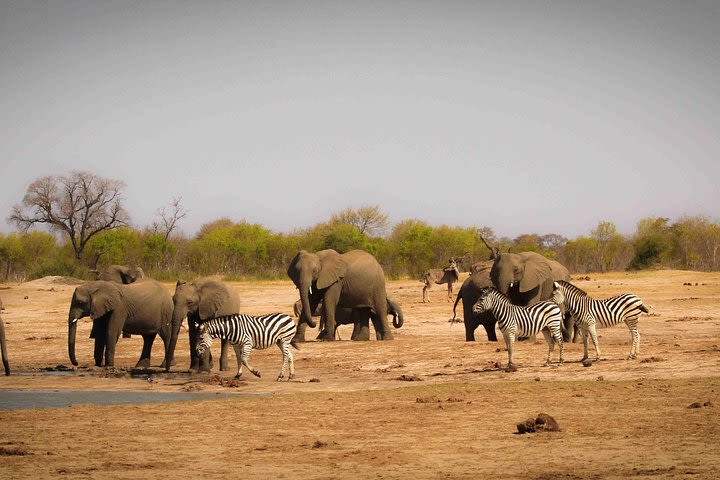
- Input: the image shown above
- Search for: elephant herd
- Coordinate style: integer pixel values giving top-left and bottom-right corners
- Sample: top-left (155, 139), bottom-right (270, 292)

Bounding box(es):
top-left (0, 249), bottom-right (577, 376)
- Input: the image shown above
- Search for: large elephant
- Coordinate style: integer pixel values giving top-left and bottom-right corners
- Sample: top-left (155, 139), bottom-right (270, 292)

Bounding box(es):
top-left (287, 249), bottom-right (393, 342)
top-left (68, 279), bottom-right (173, 369)
top-left (490, 252), bottom-right (575, 341)
top-left (93, 265), bottom-right (145, 284)
top-left (452, 260), bottom-right (498, 341)
top-left (293, 295), bottom-right (404, 341)
top-left (168, 278), bottom-right (238, 372)
top-left (0, 296), bottom-right (9, 375)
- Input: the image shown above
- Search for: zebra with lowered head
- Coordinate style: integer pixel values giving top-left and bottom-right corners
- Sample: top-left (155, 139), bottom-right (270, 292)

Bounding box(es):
top-left (195, 312), bottom-right (298, 381)
top-left (551, 280), bottom-right (649, 361)
top-left (473, 287), bottom-right (564, 370)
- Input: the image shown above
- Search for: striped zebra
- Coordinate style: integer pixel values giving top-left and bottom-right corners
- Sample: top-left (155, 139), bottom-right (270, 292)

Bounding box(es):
top-left (472, 287), bottom-right (564, 370)
top-left (195, 313), bottom-right (298, 381)
top-left (551, 280), bottom-right (649, 361)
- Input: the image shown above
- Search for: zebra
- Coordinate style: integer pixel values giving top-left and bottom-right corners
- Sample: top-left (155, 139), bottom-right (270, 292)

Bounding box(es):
top-left (551, 280), bottom-right (649, 361)
top-left (195, 313), bottom-right (298, 381)
top-left (472, 287), bottom-right (564, 370)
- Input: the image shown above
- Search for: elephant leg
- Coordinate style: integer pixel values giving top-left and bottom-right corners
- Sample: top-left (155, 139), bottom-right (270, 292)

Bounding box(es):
top-left (92, 319), bottom-right (107, 367)
top-left (0, 320), bottom-right (8, 375)
top-left (293, 321), bottom-right (308, 344)
top-left (104, 316), bottom-right (125, 368)
top-left (481, 314), bottom-right (498, 342)
top-left (373, 298), bottom-right (393, 340)
top-left (135, 333), bottom-right (156, 369)
top-left (464, 316), bottom-right (479, 341)
top-left (351, 311), bottom-right (371, 341)
top-left (318, 291), bottom-right (340, 341)
top-left (219, 339), bottom-right (230, 371)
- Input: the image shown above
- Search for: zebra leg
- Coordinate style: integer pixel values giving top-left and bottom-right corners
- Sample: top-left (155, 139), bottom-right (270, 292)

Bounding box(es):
top-left (588, 323), bottom-right (601, 361)
top-left (276, 340), bottom-right (293, 381)
top-left (625, 317), bottom-right (640, 359)
top-left (541, 328), bottom-right (554, 366)
top-left (241, 341), bottom-right (261, 378)
top-left (232, 343), bottom-right (244, 378)
top-left (553, 326), bottom-right (564, 364)
top-left (503, 331), bottom-right (516, 371)
top-left (275, 339), bottom-right (290, 382)
top-left (580, 327), bottom-right (589, 361)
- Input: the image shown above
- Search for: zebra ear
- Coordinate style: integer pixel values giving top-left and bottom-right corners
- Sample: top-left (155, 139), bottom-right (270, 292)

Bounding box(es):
top-left (553, 281), bottom-right (560, 289)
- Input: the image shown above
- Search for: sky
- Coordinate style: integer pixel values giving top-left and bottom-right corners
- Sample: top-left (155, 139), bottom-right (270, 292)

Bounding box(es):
top-left (1, 1), bottom-right (718, 240)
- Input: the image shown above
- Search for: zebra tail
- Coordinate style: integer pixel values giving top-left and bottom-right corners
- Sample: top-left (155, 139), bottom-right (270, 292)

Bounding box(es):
top-left (290, 338), bottom-right (301, 350)
top-left (640, 304), bottom-right (650, 313)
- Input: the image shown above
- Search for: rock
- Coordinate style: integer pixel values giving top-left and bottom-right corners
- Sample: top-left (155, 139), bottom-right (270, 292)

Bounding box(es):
top-left (688, 402), bottom-right (703, 409)
top-left (517, 413), bottom-right (560, 434)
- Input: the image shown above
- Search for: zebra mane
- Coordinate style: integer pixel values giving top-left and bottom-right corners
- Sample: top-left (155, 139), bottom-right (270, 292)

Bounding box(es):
top-left (480, 286), bottom-right (511, 302)
top-left (558, 280), bottom-right (588, 297)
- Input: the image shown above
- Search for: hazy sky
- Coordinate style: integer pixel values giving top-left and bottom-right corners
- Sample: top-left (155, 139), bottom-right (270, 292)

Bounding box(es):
top-left (1, 1), bottom-right (718, 239)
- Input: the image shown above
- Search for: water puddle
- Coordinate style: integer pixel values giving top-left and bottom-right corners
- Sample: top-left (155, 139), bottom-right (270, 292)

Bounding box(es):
top-left (0, 389), bottom-right (264, 410)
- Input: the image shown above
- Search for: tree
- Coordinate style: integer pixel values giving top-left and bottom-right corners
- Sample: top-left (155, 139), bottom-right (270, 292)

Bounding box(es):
top-left (9, 171), bottom-right (129, 260)
top-left (151, 197), bottom-right (188, 241)
top-left (330, 204), bottom-right (389, 236)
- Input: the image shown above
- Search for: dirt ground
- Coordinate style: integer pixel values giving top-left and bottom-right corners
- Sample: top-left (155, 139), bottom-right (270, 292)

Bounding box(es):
top-left (0, 270), bottom-right (719, 479)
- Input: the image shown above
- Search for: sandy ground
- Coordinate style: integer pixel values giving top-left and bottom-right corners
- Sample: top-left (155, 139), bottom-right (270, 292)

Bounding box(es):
top-left (0, 270), bottom-right (719, 479)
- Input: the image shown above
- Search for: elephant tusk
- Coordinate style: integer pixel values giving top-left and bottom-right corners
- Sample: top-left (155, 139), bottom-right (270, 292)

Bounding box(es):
top-left (309, 286), bottom-right (313, 295)
top-left (509, 282), bottom-right (514, 288)
top-left (72, 318), bottom-right (79, 324)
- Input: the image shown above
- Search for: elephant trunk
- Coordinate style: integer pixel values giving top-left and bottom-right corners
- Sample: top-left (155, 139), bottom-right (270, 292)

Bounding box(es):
top-left (166, 305), bottom-right (187, 371)
top-left (299, 283), bottom-right (317, 329)
top-left (389, 299), bottom-right (404, 328)
top-left (68, 315), bottom-right (78, 366)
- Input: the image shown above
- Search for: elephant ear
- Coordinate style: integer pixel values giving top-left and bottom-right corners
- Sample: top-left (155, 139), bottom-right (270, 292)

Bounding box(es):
top-left (519, 256), bottom-right (552, 294)
top-left (316, 249), bottom-right (346, 290)
top-left (89, 283), bottom-right (122, 319)
top-left (198, 282), bottom-right (232, 320)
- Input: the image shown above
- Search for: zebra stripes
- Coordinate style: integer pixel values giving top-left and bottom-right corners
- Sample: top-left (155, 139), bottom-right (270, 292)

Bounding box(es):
top-left (551, 280), bottom-right (649, 361)
top-left (473, 287), bottom-right (564, 369)
top-left (196, 313), bottom-right (298, 381)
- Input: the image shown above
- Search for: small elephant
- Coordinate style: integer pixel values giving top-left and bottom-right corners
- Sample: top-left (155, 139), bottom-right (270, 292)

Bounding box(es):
top-left (93, 265), bottom-right (145, 284)
top-left (422, 259), bottom-right (460, 303)
top-left (490, 251), bottom-right (575, 341)
top-left (68, 279), bottom-right (173, 369)
top-left (168, 278), bottom-right (239, 372)
top-left (0, 296), bottom-right (9, 375)
top-left (287, 249), bottom-right (394, 342)
top-left (293, 295), bottom-right (404, 341)
top-left (452, 260), bottom-right (498, 341)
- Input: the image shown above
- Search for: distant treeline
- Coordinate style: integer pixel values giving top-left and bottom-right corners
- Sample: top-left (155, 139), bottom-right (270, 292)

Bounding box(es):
top-left (2, 214), bottom-right (719, 282)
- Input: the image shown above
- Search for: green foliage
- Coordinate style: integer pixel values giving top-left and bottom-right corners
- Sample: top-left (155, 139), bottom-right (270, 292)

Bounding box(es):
top-left (629, 217), bottom-right (673, 270)
top-left (85, 228), bottom-right (143, 269)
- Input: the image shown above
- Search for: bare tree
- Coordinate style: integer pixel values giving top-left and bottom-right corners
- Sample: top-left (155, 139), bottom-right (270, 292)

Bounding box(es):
top-left (9, 171), bottom-right (129, 260)
top-left (330, 204), bottom-right (389, 236)
top-left (152, 197), bottom-right (188, 241)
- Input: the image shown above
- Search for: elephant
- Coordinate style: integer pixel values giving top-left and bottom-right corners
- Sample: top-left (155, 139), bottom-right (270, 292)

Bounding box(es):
top-left (93, 265), bottom-right (145, 284)
top-left (292, 295), bottom-right (404, 341)
top-left (68, 279), bottom-right (173, 369)
top-left (452, 260), bottom-right (499, 341)
top-left (490, 251), bottom-right (576, 341)
top-left (422, 258), bottom-right (460, 302)
top-left (0, 296), bottom-right (9, 375)
top-left (168, 278), bottom-right (238, 372)
top-left (287, 249), bottom-right (393, 342)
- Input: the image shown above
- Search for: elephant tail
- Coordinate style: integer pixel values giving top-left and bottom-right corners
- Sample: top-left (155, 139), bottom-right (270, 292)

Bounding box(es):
top-left (452, 289), bottom-right (462, 321)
